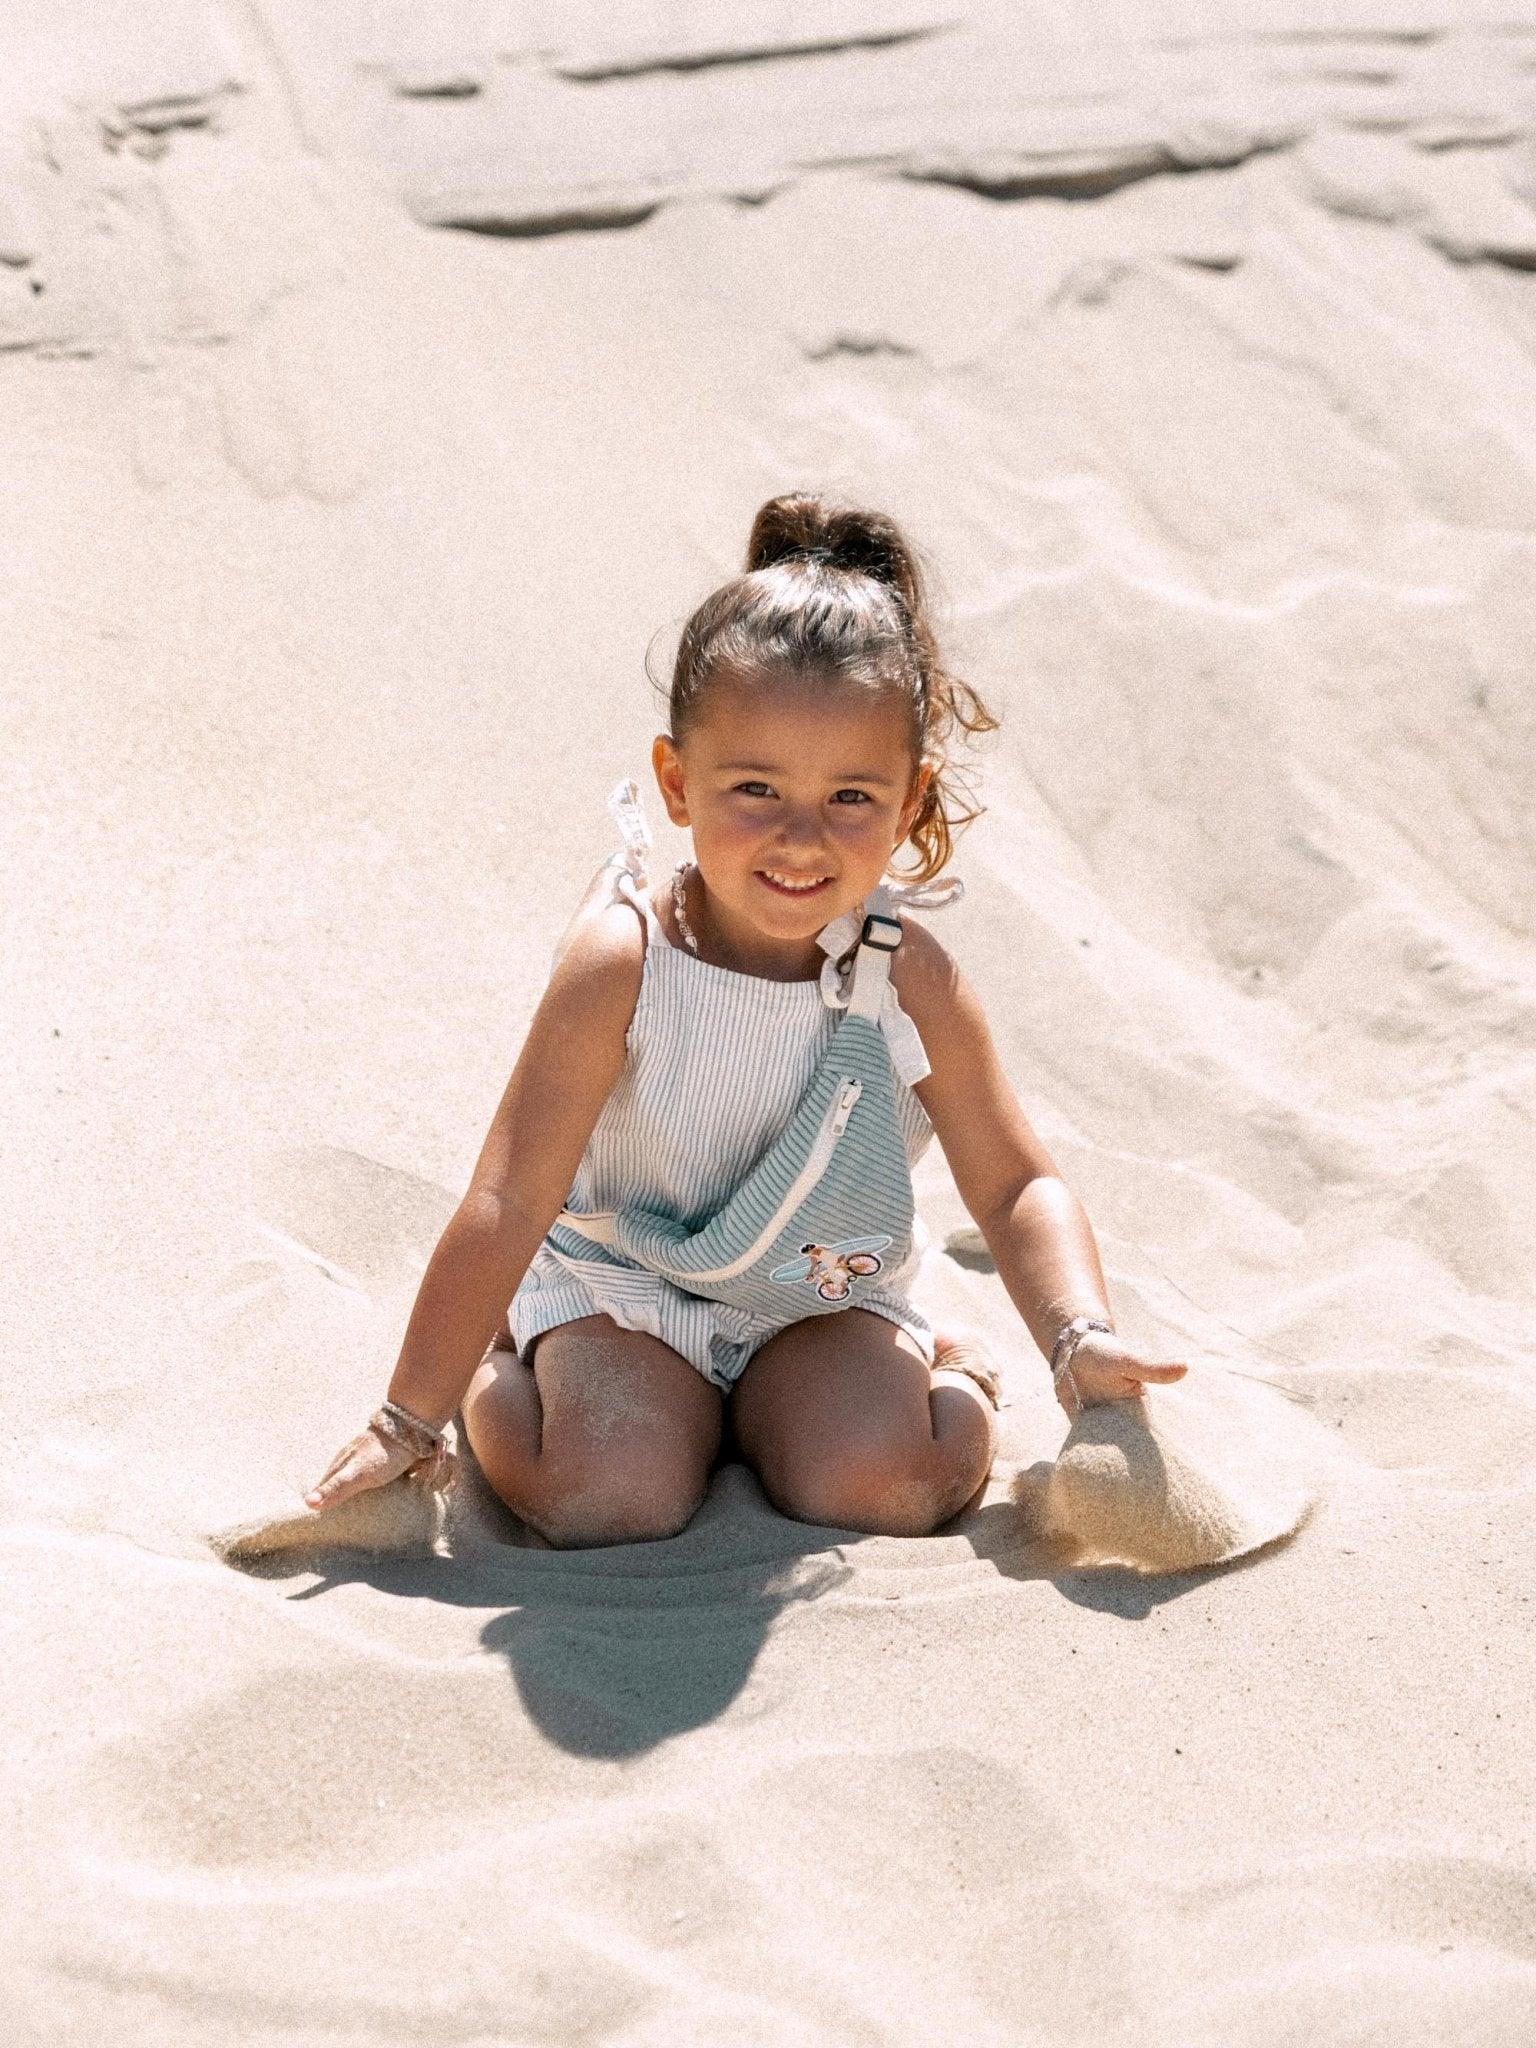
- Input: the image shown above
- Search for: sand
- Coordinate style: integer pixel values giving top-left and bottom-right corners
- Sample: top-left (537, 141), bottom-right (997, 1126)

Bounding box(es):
top-left (4, 4), bottom-right (1535, 2043)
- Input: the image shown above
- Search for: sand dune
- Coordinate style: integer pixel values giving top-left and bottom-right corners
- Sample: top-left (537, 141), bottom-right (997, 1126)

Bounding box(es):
top-left (4, 4), bottom-right (1535, 2043)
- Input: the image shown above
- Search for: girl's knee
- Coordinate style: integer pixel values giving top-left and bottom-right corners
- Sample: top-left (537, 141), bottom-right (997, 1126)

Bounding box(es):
top-left (531, 1469), bottom-right (707, 1549)
top-left (764, 1441), bottom-right (948, 1538)
top-left (766, 1403), bottom-right (996, 1535)
top-left (940, 1376), bottom-right (1000, 1468)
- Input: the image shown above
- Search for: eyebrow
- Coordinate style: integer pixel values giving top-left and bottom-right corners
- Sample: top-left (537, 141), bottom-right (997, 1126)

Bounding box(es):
top-left (717, 762), bottom-right (899, 788)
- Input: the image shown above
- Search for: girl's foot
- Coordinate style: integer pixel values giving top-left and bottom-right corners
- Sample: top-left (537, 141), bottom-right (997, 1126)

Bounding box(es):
top-left (931, 1327), bottom-right (1002, 1409)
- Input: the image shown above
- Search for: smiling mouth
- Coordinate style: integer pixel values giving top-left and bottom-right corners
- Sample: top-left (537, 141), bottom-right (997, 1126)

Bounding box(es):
top-left (757, 870), bottom-right (832, 895)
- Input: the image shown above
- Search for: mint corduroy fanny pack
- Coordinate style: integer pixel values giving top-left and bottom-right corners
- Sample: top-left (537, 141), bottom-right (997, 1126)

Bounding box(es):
top-left (546, 782), bottom-right (961, 1326)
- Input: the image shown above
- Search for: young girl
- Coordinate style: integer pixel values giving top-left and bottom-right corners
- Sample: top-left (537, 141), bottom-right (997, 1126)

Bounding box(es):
top-left (304, 494), bottom-right (1188, 1544)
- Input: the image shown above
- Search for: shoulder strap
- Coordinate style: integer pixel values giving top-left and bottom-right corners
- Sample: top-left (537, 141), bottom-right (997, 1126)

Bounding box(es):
top-left (546, 778), bottom-right (660, 974)
top-left (612, 867), bottom-right (663, 940)
top-left (818, 870), bottom-right (963, 1019)
top-left (844, 883), bottom-right (903, 1021)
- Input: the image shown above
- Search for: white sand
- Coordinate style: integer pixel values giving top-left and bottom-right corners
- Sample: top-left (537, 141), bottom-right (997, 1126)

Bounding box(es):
top-left (4, 4), bottom-right (1535, 2042)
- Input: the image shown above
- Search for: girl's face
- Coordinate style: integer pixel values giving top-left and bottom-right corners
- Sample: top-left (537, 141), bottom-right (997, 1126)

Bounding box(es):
top-left (653, 671), bottom-right (931, 976)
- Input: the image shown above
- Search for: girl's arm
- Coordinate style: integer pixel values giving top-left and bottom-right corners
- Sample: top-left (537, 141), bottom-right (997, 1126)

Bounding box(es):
top-left (897, 928), bottom-right (1188, 1408)
top-left (382, 897), bottom-right (645, 1430)
top-left (304, 897), bottom-right (646, 1509)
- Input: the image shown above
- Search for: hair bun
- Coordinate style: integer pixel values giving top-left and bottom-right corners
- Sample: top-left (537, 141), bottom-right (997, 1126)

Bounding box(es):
top-left (746, 491), bottom-right (905, 595)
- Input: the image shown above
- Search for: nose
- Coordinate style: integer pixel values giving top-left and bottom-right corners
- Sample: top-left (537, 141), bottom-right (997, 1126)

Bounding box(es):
top-left (770, 802), bottom-right (826, 857)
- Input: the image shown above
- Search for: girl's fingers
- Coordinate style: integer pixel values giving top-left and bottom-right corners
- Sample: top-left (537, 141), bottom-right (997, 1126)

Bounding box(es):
top-left (306, 1440), bottom-right (365, 1503)
top-left (305, 1432), bottom-right (407, 1510)
top-left (1061, 1356), bottom-right (1190, 1414)
top-left (306, 1454), bottom-right (375, 1510)
top-left (314, 1442), bottom-right (361, 1487)
top-left (305, 1462), bottom-right (364, 1511)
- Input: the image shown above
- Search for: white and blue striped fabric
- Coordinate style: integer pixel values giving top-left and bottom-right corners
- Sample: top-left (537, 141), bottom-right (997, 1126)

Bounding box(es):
top-left (509, 785), bottom-right (961, 1391)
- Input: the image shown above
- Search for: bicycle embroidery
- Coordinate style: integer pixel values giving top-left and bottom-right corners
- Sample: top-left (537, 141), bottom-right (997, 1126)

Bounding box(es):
top-left (770, 1234), bottom-right (893, 1302)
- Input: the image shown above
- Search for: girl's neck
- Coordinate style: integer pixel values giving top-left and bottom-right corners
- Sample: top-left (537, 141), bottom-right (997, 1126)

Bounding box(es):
top-left (669, 865), bottom-right (827, 982)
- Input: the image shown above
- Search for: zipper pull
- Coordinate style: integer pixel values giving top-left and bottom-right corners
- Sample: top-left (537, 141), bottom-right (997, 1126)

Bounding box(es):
top-left (830, 1079), bottom-right (862, 1136)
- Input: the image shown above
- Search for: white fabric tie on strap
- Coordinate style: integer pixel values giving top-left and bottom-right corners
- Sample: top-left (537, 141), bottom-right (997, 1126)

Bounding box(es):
top-left (601, 777), bottom-right (653, 922)
top-left (815, 870), bottom-right (963, 1005)
top-left (608, 778), bottom-right (652, 880)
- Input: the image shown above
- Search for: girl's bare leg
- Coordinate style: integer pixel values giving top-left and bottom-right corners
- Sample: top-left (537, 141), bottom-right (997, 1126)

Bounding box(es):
top-left (729, 1309), bottom-right (996, 1537)
top-left (461, 1314), bottom-right (723, 1548)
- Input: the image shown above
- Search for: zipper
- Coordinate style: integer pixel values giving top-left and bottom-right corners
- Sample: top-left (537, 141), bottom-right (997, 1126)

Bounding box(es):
top-left (668, 1077), bottom-right (863, 1285)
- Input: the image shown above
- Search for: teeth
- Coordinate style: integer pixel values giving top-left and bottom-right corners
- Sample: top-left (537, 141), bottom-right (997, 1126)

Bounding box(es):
top-left (762, 871), bottom-right (827, 892)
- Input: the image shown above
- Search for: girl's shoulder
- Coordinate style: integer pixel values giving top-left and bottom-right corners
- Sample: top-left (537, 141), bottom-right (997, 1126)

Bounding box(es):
top-left (542, 892), bottom-right (648, 1044)
top-left (888, 915), bottom-right (963, 1043)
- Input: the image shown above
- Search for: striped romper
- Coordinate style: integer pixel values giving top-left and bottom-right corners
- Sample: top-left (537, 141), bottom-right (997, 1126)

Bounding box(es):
top-left (508, 882), bottom-right (942, 1392)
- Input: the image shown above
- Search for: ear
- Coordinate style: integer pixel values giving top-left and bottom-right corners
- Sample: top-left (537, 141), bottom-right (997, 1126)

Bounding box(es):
top-left (652, 732), bottom-right (690, 828)
top-left (896, 759), bottom-right (934, 841)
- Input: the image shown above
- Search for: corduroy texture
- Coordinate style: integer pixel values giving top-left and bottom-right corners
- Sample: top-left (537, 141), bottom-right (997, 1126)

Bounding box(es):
top-left (558, 1010), bottom-right (916, 1321)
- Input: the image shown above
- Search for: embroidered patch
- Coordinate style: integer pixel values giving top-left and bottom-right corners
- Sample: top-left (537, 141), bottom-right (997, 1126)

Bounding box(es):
top-left (770, 1234), bottom-right (893, 1303)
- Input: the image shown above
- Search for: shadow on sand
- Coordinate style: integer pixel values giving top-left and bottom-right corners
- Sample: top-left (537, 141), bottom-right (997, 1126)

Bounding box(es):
top-left (229, 1444), bottom-right (1262, 1759)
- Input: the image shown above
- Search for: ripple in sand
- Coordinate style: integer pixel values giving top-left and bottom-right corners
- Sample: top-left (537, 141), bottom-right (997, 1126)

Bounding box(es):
top-left (88, 1659), bottom-right (611, 1874)
top-left (1152, 1847), bottom-right (1536, 2046)
top-left (709, 1746), bottom-right (1160, 2039)
top-left (1300, 1356), bottom-right (1536, 1493)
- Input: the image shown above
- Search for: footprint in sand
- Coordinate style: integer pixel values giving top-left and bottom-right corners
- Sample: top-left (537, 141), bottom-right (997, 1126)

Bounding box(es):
top-left (698, 1746), bottom-right (1159, 2040)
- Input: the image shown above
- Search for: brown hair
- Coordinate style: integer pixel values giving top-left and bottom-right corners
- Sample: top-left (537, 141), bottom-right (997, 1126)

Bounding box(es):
top-left (660, 491), bottom-right (998, 882)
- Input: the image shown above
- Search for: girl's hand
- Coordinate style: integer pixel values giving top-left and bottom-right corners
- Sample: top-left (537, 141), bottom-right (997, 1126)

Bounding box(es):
top-left (1054, 1330), bottom-right (1188, 1422)
top-left (304, 1425), bottom-right (457, 1513)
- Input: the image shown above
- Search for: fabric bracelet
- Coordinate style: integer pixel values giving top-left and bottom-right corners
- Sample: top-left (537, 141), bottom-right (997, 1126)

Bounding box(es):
top-left (932, 1352), bottom-right (1002, 1410)
top-left (1048, 1316), bottom-right (1114, 1399)
top-left (369, 1400), bottom-right (446, 1461)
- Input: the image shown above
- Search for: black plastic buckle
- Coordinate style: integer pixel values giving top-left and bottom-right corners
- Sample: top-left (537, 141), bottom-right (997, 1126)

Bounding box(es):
top-left (860, 912), bottom-right (902, 953)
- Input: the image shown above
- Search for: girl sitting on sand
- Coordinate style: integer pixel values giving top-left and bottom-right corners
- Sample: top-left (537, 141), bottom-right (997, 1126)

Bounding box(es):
top-left (304, 492), bottom-right (1188, 1544)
